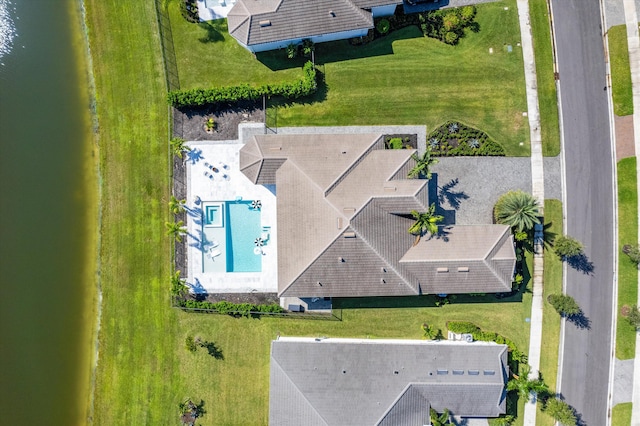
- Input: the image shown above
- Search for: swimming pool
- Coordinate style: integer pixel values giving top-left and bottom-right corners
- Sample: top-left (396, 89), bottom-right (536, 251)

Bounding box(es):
top-left (202, 200), bottom-right (263, 273)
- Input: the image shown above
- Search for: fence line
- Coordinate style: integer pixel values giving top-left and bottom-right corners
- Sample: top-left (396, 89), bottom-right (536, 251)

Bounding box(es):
top-left (175, 306), bottom-right (343, 321)
top-left (154, 0), bottom-right (180, 92)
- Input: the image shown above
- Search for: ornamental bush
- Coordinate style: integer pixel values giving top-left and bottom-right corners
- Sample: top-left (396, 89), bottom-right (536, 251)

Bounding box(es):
top-left (553, 235), bottom-right (583, 258)
top-left (167, 61), bottom-right (317, 108)
top-left (376, 18), bottom-right (390, 35)
top-left (428, 121), bottom-right (505, 156)
top-left (547, 294), bottom-right (581, 317)
top-left (623, 243), bottom-right (640, 264)
top-left (543, 398), bottom-right (577, 426)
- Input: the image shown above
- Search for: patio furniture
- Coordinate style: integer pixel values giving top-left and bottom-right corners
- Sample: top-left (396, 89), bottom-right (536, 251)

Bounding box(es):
top-left (209, 248), bottom-right (222, 259)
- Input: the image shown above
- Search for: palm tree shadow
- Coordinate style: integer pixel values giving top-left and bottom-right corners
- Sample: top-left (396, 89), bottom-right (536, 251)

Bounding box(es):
top-left (186, 148), bottom-right (204, 164)
top-left (566, 253), bottom-right (594, 275)
top-left (437, 178), bottom-right (469, 211)
top-left (197, 20), bottom-right (225, 43)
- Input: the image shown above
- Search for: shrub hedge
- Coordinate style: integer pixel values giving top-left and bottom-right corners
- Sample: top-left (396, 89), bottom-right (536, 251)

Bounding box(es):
top-left (447, 321), bottom-right (527, 363)
top-left (167, 61), bottom-right (317, 108)
top-left (178, 299), bottom-right (285, 317)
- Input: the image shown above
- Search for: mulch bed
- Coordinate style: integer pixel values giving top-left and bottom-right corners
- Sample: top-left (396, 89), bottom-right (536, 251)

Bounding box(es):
top-left (615, 115), bottom-right (635, 160)
top-left (172, 100), bottom-right (264, 141)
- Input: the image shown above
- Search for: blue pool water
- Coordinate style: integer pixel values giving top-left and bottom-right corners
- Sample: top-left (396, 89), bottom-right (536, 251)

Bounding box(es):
top-left (225, 201), bottom-right (262, 272)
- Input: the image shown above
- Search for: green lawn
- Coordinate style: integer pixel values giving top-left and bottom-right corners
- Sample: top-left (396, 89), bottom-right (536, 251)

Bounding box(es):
top-left (85, 0), bottom-right (181, 423)
top-left (177, 284), bottom-right (533, 425)
top-left (609, 25), bottom-right (634, 116)
top-left (612, 402), bottom-right (633, 426)
top-left (169, 0), bottom-right (529, 156)
top-left (616, 157), bottom-right (638, 360)
top-left (537, 199), bottom-right (563, 425)
top-left (529, 0), bottom-right (560, 157)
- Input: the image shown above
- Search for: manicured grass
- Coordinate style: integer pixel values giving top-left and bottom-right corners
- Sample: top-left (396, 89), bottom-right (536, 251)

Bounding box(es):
top-left (612, 402), bottom-right (633, 426)
top-left (529, 0), bottom-right (560, 157)
top-left (609, 25), bottom-right (634, 116)
top-left (169, 0), bottom-right (529, 156)
top-left (177, 278), bottom-right (533, 425)
top-left (537, 199), bottom-right (563, 425)
top-left (616, 157), bottom-right (638, 360)
top-left (168, 1), bottom-right (302, 89)
top-left (85, 0), bottom-right (181, 423)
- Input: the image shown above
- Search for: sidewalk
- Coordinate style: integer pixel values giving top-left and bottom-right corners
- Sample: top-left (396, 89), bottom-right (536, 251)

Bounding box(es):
top-left (622, 0), bottom-right (640, 424)
top-left (515, 0), bottom-right (546, 425)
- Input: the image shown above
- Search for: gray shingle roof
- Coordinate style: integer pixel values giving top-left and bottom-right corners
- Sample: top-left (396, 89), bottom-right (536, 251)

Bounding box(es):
top-left (228, 0), bottom-right (374, 47)
top-left (269, 337), bottom-right (508, 425)
top-left (239, 133), bottom-right (516, 298)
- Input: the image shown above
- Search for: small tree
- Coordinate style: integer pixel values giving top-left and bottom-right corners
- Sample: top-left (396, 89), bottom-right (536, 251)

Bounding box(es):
top-left (623, 244), bottom-right (640, 264)
top-left (166, 220), bottom-right (187, 242)
top-left (170, 137), bottom-right (191, 159)
top-left (422, 323), bottom-right (440, 340)
top-left (408, 204), bottom-right (444, 245)
top-left (169, 195), bottom-right (186, 215)
top-left (302, 39), bottom-right (314, 57)
top-left (625, 305), bottom-right (640, 328)
top-left (408, 148), bottom-right (439, 179)
top-left (185, 335), bottom-right (198, 353)
top-left (554, 235), bottom-right (583, 258)
top-left (430, 408), bottom-right (452, 426)
top-left (171, 270), bottom-right (189, 298)
top-left (543, 398), bottom-right (576, 426)
top-left (547, 294), bottom-right (581, 317)
top-left (506, 364), bottom-right (549, 402)
top-left (488, 415), bottom-right (515, 426)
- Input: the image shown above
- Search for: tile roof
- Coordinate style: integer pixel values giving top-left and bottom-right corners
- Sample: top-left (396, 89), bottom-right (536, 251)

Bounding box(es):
top-left (239, 133), bottom-right (516, 297)
top-left (269, 337), bottom-right (508, 425)
top-left (228, 0), bottom-right (374, 46)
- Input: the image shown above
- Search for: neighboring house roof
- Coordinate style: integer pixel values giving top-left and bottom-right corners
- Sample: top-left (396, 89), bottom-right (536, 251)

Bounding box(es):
top-left (269, 337), bottom-right (509, 425)
top-left (239, 133), bottom-right (516, 298)
top-left (228, 0), bottom-right (401, 47)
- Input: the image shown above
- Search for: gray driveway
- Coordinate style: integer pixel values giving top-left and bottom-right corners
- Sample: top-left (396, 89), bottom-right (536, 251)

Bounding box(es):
top-left (551, 0), bottom-right (616, 424)
top-left (430, 156), bottom-right (561, 226)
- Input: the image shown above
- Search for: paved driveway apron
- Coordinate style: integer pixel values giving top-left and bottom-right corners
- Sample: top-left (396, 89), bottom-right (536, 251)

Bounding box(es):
top-left (551, 0), bottom-right (615, 424)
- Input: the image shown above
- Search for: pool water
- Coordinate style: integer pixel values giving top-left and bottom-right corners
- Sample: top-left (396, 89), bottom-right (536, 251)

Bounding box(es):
top-left (226, 201), bottom-right (262, 272)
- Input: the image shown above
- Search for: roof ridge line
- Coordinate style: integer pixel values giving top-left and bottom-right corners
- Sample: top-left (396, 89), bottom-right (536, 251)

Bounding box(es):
top-left (271, 355), bottom-right (330, 425)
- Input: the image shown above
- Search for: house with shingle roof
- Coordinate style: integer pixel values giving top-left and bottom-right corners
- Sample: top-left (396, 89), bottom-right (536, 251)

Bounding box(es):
top-left (227, 0), bottom-right (402, 52)
top-left (269, 337), bottom-right (509, 425)
top-left (239, 133), bottom-right (516, 299)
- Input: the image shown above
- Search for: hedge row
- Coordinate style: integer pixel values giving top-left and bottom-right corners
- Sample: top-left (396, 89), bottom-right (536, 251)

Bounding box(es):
top-left (178, 299), bottom-right (285, 317)
top-left (167, 61), bottom-right (317, 108)
top-left (447, 321), bottom-right (527, 363)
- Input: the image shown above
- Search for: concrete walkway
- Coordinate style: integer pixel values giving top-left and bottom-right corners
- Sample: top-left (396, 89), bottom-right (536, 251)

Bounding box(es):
top-left (515, 1), bottom-right (546, 425)
top-left (622, 0), bottom-right (640, 423)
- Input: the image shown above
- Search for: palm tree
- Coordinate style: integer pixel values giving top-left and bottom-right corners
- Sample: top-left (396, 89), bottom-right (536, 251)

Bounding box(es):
top-left (170, 270), bottom-right (189, 298)
top-left (165, 220), bottom-right (187, 242)
top-left (170, 137), bottom-right (191, 159)
top-left (430, 408), bottom-right (451, 426)
top-left (408, 203), bottom-right (444, 245)
top-left (169, 196), bottom-right (186, 215)
top-left (408, 148), bottom-right (439, 179)
top-left (507, 364), bottom-right (549, 402)
top-left (494, 190), bottom-right (541, 233)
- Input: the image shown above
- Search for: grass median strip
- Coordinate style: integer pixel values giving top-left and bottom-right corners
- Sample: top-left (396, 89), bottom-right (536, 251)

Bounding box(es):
top-left (529, 0), bottom-right (560, 157)
top-left (609, 25), bottom-right (634, 117)
top-left (616, 157), bottom-right (638, 360)
top-left (612, 402), bottom-right (632, 426)
top-left (537, 199), bottom-right (563, 426)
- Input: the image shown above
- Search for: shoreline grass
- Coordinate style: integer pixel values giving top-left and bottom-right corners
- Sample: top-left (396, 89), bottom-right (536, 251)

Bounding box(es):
top-left (609, 25), bottom-right (634, 117)
top-left (537, 199), bottom-right (563, 425)
top-left (85, 0), bottom-right (180, 423)
top-left (169, 0), bottom-right (529, 156)
top-left (616, 157), bottom-right (638, 360)
top-left (529, 0), bottom-right (560, 157)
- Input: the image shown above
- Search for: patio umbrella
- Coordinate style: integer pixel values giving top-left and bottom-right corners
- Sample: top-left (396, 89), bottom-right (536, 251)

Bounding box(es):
top-left (254, 237), bottom-right (264, 247)
top-left (251, 200), bottom-right (262, 210)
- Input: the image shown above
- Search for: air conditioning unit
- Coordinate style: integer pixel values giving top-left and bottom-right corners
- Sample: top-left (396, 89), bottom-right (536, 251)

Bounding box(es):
top-left (461, 333), bottom-right (473, 343)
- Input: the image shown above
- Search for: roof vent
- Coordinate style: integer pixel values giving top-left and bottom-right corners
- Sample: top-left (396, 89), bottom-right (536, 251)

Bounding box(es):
top-left (436, 267), bottom-right (449, 273)
top-left (436, 369), bottom-right (448, 375)
top-left (468, 370), bottom-right (480, 376)
top-left (337, 217), bottom-right (343, 229)
top-left (381, 279), bottom-right (386, 284)
top-left (381, 267), bottom-right (387, 273)
top-left (383, 186), bottom-right (397, 192)
top-left (343, 231), bottom-right (356, 238)
top-left (393, 370), bottom-right (399, 375)
top-left (457, 266), bottom-right (469, 272)
top-left (452, 369), bottom-right (464, 375)
top-left (484, 370), bottom-right (496, 375)
top-left (317, 281), bottom-right (322, 286)
top-left (259, 20), bottom-right (271, 27)
top-left (342, 370), bottom-right (347, 374)
top-left (329, 10), bottom-right (336, 17)
top-left (338, 257), bottom-right (345, 263)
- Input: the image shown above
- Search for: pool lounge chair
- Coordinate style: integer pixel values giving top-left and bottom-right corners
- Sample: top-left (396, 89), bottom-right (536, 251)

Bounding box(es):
top-left (209, 248), bottom-right (221, 260)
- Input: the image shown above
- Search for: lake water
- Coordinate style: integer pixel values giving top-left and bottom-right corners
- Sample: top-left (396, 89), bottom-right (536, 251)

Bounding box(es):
top-left (0, 0), bottom-right (97, 424)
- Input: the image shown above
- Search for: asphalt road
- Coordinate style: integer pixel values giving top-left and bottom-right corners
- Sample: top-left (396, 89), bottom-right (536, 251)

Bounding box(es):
top-left (551, 1), bottom-right (616, 424)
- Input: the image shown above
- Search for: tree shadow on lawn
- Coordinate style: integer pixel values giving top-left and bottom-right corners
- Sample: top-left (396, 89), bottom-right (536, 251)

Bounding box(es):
top-left (197, 19), bottom-right (226, 43)
top-left (256, 26), bottom-right (423, 71)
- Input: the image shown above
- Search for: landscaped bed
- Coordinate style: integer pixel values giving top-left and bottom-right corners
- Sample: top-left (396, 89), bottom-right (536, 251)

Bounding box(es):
top-left (167, 0), bottom-right (529, 156)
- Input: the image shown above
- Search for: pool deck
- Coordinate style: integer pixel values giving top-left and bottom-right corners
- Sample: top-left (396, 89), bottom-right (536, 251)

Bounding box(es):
top-left (185, 141), bottom-right (277, 293)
